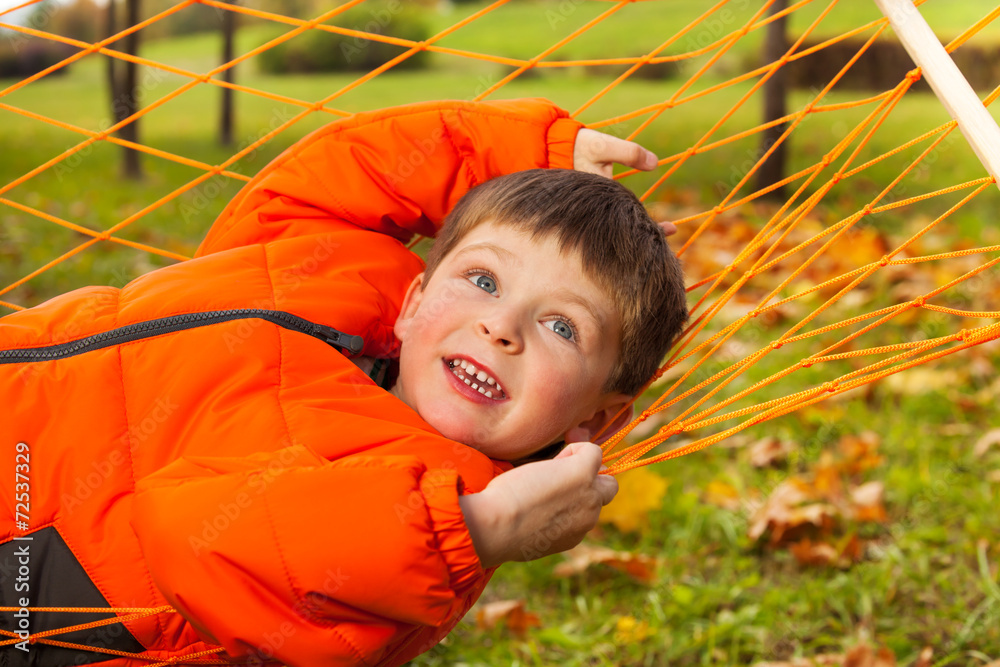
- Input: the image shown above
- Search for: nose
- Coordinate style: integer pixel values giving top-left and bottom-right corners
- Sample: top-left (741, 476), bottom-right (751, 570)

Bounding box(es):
top-left (476, 310), bottom-right (523, 354)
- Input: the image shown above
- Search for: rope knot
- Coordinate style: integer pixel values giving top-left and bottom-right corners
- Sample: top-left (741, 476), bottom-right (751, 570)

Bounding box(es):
top-left (878, 255), bottom-right (889, 267)
top-left (800, 358), bottom-right (812, 368)
top-left (913, 297), bottom-right (926, 308)
top-left (770, 341), bottom-right (782, 350)
top-left (822, 380), bottom-right (838, 392)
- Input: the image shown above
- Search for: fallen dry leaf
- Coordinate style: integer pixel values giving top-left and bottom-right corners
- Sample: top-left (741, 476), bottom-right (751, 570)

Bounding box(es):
top-left (789, 538), bottom-right (840, 567)
top-left (883, 367), bottom-right (963, 396)
top-left (849, 481), bottom-right (887, 523)
top-left (599, 466), bottom-right (668, 533)
top-left (614, 615), bottom-right (651, 643)
top-left (813, 451), bottom-right (845, 500)
top-left (475, 599), bottom-right (540, 637)
top-left (844, 642), bottom-right (896, 667)
top-left (754, 643), bottom-right (896, 667)
top-left (789, 534), bottom-right (862, 568)
top-left (749, 436), bottom-right (794, 468)
top-left (748, 478), bottom-right (838, 544)
top-left (912, 647), bottom-right (933, 667)
top-left (748, 435), bottom-right (887, 557)
top-left (553, 543), bottom-right (658, 583)
top-left (704, 479), bottom-right (742, 511)
top-left (838, 432), bottom-right (884, 474)
top-left (974, 428), bottom-right (1000, 458)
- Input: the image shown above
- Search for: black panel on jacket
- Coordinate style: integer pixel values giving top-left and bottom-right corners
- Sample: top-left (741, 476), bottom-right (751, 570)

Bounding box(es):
top-left (0, 526), bottom-right (146, 666)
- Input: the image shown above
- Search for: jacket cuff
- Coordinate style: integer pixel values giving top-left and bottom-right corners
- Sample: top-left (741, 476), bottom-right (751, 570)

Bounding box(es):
top-left (420, 469), bottom-right (486, 596)
top-left (547, 116), bottom-right (583, 169)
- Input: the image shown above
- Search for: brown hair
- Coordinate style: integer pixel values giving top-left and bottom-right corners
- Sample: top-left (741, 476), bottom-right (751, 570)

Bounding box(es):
top-left (423, 169), bottom-right (687, 396)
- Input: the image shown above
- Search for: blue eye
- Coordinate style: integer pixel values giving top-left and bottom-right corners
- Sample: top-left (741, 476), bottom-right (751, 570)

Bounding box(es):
top-left (469, 274), bottom-right (497, 294)
top-left (546, 320), bottom-right (575, 340)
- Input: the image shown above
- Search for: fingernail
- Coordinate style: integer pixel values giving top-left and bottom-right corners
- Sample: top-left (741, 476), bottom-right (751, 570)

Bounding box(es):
top-left (644, 150), bottom-right (658, 170)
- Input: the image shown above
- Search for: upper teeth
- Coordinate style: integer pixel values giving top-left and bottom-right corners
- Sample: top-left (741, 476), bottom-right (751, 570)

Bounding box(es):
top-left (450, 358), bottom-right (503, 396)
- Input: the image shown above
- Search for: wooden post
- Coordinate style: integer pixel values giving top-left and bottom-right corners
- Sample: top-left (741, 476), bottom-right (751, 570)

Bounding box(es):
top-left (873, 0), bottom-right (1000, 189)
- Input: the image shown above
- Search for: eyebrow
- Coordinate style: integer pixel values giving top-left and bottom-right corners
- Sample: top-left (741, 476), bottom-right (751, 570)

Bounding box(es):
top-left (455, 242), bottom-right (606, 330)
top-left (453, 242), bottom-right (518, 267)
top-left (549, 287), bottom-right (606, 331)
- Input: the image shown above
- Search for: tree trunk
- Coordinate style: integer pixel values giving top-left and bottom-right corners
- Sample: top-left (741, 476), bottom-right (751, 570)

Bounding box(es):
top-left (109, 0), bottom-right (142, 180)
top-left (105, 0), bottom-right (119, 117)
top-left (220, 2), bottom-right (236, 147)
top-left (755, 0), bottom-right (788, 199)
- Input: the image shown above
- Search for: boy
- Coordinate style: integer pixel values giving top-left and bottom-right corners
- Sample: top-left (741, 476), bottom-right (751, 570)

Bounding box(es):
top-left (0, 98), bottom-right (685, 666)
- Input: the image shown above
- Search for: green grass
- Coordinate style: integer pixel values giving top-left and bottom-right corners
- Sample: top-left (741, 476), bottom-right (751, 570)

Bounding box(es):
top-left (3, 2), bottom-right (1000, 664)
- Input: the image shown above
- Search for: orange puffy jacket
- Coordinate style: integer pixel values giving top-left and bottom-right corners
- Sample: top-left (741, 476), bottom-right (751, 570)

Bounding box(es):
top-left (0, 99), bottom-right (582, 666)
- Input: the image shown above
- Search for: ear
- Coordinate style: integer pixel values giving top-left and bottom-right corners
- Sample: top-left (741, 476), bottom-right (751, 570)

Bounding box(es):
top-left (393, 273), bottom-right (425, 343)
top-left (564, 394), bottom-right (634, 446)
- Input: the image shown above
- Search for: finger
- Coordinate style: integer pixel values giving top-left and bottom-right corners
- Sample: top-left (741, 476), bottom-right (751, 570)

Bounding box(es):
top-left (594, 474), bottom-right (619, 505)
top-left (600, 135), bottom-right (658, 171)
top-left (659, 220), bottom-right (678, 236)
top-left (553, 441), bottom-right (587, 459)
top-left (555, 442), bottom-right (604, 476)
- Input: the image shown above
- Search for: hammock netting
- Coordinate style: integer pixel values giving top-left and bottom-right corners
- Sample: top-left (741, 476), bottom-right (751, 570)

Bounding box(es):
top-left (2, 0), bottom-right (1000, 661)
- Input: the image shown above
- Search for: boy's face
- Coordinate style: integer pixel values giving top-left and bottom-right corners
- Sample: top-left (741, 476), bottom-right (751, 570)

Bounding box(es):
top-left (392, 221), bottom-right (629, 461)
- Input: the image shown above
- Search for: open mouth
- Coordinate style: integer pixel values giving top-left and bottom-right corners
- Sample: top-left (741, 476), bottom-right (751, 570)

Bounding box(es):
top-left (446, 358), bottom-right (507, 400)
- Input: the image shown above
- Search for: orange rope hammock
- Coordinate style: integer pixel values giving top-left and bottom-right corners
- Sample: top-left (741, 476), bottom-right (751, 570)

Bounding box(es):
top-left (3, 0), bottom-right (1000, 660)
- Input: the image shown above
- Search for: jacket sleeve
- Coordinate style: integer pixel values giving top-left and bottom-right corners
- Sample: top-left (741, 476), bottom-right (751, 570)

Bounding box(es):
top-left (132, 445), bottom-right (487, 667)
top-left (196, 98), bottom-right (582, 255)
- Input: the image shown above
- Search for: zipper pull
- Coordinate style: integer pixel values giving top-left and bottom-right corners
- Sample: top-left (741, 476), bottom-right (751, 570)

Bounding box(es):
top-left (312, 324), bottom-right (364, 355)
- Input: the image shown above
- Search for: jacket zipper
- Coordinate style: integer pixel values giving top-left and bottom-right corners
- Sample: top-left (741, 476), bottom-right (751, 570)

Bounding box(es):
top-left (0, 309), bottom-right (365, 364)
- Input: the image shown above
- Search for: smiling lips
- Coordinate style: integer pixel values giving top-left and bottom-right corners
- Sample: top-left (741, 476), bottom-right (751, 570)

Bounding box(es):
top-left (446, 358), bottom-right (506, 400)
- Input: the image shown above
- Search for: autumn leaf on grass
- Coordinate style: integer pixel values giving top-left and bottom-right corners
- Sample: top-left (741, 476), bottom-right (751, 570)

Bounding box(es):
top-left (754, 643), bottom-right (896, 667)
top-left (974, 428), bottom-right (1000, 458)
top-left (613, 616), bottom-right (651, 644)
top-left (704, 479), bottom-right (741, 511)
top-left (837, 432), bottom-right (884, 474)
top-left (600, 466), bottom-right (668, 533)
top-left (553, 543), bottom-right (658, 584)
top-left (844, 642), bottom-right (896, 667)
top-left (849, 481), bottom-right (887, 523)
top-left (475, 599), bottom-right (540, 637)
top-left (747, 478), bottom-right (838, 545)
top-left (789, 533), bottom-right (862, 568)
top-left (813, 452), bottom-right (844, 501)
top-left (883, 367), bottom-right (963, 397)
top-left (912, 647), bottom-right (934, 667)
top-left (749, 436), bottom-right (794, 468)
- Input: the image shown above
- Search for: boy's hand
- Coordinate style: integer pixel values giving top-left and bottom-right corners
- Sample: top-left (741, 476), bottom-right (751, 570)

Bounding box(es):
top-left (459, 442), bottom-right (618, 568)
top-left (573, 128), bottom-right (658, 178)
top-left (573, 128), bottom-right (677, 236)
